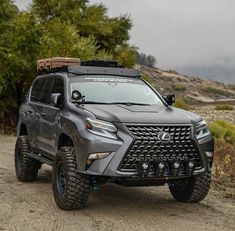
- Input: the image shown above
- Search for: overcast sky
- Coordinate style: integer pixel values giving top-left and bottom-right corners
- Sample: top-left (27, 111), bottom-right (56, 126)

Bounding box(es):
top-left (15, 0), bottom-right (235, 69)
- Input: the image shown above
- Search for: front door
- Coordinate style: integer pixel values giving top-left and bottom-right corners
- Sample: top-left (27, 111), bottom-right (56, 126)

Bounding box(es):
top-left (39, 77), bottom-right (64, 156)
top-left (35, 77), bottom-right (54, 155)
top-left (27, 78), bottom-right (44, 150)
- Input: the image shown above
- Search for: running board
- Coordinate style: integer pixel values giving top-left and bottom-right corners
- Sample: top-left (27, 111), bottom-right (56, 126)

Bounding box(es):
top-left (28, 152), bottom-right (54, 166)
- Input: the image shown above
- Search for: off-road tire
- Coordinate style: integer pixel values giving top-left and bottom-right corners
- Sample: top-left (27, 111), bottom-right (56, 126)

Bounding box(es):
top-left (52, 147), bottom-right (90, 210)
top-left (15, 135), bottom-right (41, 181)
top-left (169, 172), bottom-right (211, 203)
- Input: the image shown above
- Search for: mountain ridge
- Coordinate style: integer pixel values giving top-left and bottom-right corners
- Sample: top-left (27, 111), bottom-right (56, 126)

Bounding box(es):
top-left (177, 65), bottom-right (235, 84)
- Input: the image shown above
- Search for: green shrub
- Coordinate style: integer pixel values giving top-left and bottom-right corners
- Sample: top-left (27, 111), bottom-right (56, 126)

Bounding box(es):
top-left (210, 120), bottom-right (235, 145)
top-left (210, 121), bottom-right (235, 188)
top-left (201, 86), bottom-right (232, 97)
top-left (174, 96), bottom-right (189, 110)
top-left (172, 83), bottom-right (186, 91)
top-left (215, 104), bottom-right (234, 111)
top-left (228, 84), bottom-right (235, 91)
top-left (141, 74), bottom-right (154, 84)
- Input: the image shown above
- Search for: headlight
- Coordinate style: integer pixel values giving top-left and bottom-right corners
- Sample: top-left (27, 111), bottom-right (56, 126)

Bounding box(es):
top-left (86, 118), bottom-right (117, 140)
top-left (195, 120), bottom-right (210, 140)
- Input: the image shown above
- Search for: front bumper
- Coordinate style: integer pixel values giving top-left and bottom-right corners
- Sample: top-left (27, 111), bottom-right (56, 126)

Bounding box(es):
top-left (76, 123), bottom-right (214, 178)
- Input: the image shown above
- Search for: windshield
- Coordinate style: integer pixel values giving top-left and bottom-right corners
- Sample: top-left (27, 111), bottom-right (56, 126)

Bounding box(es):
top-left (70, 76), bottom-right (164, 105)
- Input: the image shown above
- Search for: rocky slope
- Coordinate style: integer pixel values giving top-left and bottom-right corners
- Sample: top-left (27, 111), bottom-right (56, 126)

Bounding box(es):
top-left (138, 65), bottom-right (235, 103)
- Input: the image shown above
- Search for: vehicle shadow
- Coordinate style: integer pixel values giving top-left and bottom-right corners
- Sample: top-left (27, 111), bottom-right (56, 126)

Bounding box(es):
top-left (34, 168), bottom-right (216, 218)
top-left (88, 183), bottom-right (210, 210)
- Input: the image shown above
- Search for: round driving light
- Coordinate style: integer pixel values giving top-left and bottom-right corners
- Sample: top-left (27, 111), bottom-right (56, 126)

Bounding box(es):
top-left (173, 162), bottom-right (180, 169)
top-left (188, 161), bottom-right (195, 168)
top-left (142, 162), bottom-right (149, 170)
top-left (159, 162), bottom-right (165, 169)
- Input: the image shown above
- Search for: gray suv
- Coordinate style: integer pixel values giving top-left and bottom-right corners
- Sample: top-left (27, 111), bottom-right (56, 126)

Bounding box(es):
top-left (15, 60), bottom-right (214, 210)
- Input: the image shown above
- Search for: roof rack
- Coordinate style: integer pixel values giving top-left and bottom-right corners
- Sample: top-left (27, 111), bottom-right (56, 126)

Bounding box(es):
top-left (37, 58), bottom-right (140, 78)
top-left (81, 60), bottom-right (124, 68)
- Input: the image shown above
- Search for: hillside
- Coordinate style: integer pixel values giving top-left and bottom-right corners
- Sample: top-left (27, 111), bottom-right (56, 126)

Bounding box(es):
top-left (138, 65), bottom-right (235, 104)
top-left (177, 65), bottom-right (235, 84)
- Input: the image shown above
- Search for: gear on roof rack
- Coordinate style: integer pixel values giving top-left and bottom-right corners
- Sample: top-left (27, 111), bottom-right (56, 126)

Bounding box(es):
top-left (37, 57), bottom-right (81, 72)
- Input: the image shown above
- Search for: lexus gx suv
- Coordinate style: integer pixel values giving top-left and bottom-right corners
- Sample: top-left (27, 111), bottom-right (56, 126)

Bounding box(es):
top-left (15, 60), bottom-right (214, 210)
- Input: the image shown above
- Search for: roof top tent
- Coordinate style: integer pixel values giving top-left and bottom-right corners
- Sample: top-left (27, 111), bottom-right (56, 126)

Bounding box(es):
top-left (37, 57), bottom-right (81, 72)
top-left (37, 57), bottom-right (141, 78)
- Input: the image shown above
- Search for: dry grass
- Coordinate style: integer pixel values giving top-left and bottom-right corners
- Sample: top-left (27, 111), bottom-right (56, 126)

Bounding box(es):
top-left (213, 141), bottom-right (235, 189)
top-left (201, 86), bottom-right (233, 97)
top-left (215, 104), bottom-right (234, 111)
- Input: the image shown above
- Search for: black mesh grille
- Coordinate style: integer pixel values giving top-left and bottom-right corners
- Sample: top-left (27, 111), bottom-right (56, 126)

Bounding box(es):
top-left (119, 125), bottom-right (202, 172)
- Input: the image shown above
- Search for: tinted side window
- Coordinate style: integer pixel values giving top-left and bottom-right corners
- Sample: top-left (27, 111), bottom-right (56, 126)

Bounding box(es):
top-left (31, 78), bottom-right (43, 102)
top-left (38, 78), bottom-right (54, 104)
top-left (51, 78), bottom-right (64, 95)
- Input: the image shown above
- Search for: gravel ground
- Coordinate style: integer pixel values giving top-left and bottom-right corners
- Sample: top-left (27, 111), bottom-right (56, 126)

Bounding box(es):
top-left (192, 105), bottom-right (235, 124)
top-left (0, 135), bottom-right (235, 231)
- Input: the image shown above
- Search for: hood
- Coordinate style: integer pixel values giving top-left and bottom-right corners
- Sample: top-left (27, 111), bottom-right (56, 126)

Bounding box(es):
top-left (82, 104), bottom-right (202, 124)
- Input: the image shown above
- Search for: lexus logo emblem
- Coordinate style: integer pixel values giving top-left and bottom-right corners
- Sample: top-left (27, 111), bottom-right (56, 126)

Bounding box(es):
top-left (158, 131), bottom-right (171, 142)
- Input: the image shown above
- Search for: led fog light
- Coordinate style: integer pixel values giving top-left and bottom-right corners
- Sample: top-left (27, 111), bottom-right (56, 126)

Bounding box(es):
top-left (88, 152), bottom-right (111, 160)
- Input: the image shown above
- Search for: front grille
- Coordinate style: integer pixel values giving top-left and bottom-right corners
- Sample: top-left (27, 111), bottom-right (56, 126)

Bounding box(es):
top-left (119, 125), bottom-right (202, 173)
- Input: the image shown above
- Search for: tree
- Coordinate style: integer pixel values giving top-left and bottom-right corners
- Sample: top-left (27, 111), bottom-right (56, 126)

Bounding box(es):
top-left (31, 0), bottom-right (87, 21)
top-left (31, 0), bottom-right (133, 52)
top-left (147, 55), bottom-right (157, 67)
top-left (0, 0), bottom-right (136, 129)
top-left (114, 45), bottom-right (136, 68)
top-left (136, 51), bottom-right (157, 67)
top-left (0, 11), bottom-right (42, 123)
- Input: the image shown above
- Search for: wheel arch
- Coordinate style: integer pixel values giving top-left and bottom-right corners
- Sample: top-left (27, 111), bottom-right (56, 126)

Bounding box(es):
top-left (19, 123), bottom-right (28, 136)
top-left (57, 133), bottom-right (75, 149)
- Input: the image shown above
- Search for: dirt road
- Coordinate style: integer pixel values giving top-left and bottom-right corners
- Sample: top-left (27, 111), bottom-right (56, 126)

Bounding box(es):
top-left (0, 135), bottom-right (235, 231)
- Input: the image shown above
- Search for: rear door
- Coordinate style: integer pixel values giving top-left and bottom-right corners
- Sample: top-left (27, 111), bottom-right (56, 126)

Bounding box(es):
top-left (39, 77), bottom-right (64, 156)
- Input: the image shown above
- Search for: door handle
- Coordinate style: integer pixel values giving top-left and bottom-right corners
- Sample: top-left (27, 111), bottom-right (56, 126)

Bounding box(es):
top-left (35, 113), bottom-right (40, 119)
top-left (41, 112), bottom-right (46, 118)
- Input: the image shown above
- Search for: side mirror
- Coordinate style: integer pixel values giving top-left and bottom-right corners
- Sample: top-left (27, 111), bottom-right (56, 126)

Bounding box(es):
top-left (72, 90), bottom-right (83, 101)
top-left (163, 94), bottom-right (176, 106)
top-left (50, 93), bottom-right (62, 107)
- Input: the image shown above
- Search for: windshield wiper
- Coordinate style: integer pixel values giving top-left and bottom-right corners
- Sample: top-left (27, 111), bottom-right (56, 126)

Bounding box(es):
top-left (110, 102), bottom-right (151, 106)
top-left (72, 101), bottom-right (151, 106)
top-left (76, 101), bottom-right (111, 105)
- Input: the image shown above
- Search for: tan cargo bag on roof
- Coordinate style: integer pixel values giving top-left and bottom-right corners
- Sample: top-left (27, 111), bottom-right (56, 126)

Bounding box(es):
top-left (37, 57), bottom-right (81, 71)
